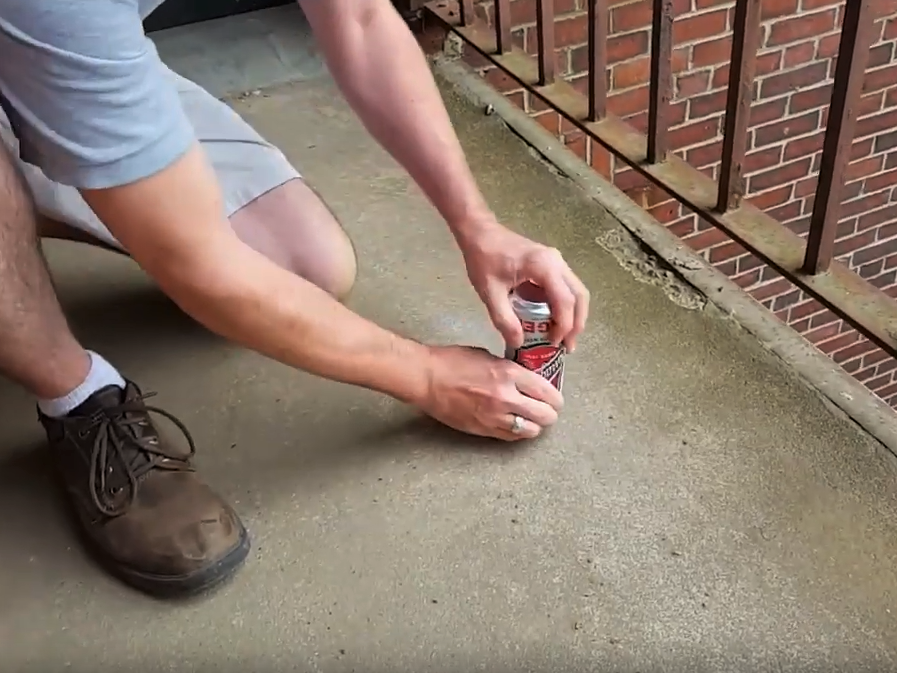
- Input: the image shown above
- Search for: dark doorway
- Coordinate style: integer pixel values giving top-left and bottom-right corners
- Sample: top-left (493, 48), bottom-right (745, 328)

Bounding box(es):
top-left (144, 0), bottom-right (291, 32)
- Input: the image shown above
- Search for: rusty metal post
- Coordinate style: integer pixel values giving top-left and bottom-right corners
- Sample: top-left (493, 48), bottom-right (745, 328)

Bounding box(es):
top-left (587, 0), bottom-right (608, 121)
top-left (716, 0), bottom-right (762, 213)
top-left (536, 0), bottom-right (556, 85)
top-left (803, 0), bottom-right (876, 275)
top-left (495, 0), bottom-right (512, 53)
top-left (459, 0), bottom-right (475, 25)
top-left (647, 0), bottom-right (674, 163)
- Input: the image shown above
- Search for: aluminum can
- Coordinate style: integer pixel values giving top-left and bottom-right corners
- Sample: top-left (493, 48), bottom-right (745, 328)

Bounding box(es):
top-left (505, 281), bottom-right (565, 391)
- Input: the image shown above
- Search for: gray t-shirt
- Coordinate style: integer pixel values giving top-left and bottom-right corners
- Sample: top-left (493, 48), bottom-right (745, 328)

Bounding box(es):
top-left (0, 0), bottom-right (194, 189)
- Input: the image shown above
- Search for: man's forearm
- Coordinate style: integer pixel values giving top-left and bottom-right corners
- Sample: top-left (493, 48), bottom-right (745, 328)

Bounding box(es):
top-left (82, 146), bottom-right (431, 405)
top-left (302, 0), bottom-right (494, 245)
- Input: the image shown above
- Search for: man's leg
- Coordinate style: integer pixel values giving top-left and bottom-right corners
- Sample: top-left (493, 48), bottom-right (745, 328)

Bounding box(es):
top-left (0, 118), bottom-right (250, 598)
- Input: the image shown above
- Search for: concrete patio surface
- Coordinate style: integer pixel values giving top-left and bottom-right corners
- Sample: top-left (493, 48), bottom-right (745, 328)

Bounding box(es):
top-left (2, 7), bottom-right (897, 672)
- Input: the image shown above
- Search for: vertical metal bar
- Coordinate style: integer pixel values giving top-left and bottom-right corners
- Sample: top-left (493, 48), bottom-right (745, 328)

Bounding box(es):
top-left (647, 0), bottom-right (673, 163)
top-left (716, 0), bottom-right (762, 213)
top-left (495, 0), bottom-right (512, 54)
top-left (459, 0), bottom-right (475, 25)
top-left (803, 0), bottom-right (876, 275)
top-left (587, 0), bottom-right (607, 120)
top-left (536, 0), bottom-right (556, 85)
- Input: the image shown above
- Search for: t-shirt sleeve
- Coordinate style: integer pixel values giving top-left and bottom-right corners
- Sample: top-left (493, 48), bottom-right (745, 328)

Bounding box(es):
top-left (0, 0), bottom-right (195, 189)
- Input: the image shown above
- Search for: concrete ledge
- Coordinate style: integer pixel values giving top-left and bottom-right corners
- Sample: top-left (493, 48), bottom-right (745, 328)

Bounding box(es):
top-left (432, 56), bottom-right (897, 459)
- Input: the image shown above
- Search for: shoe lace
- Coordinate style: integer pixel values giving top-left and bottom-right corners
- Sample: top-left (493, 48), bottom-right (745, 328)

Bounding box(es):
top-left (66, 391), bottom-right (196, 517)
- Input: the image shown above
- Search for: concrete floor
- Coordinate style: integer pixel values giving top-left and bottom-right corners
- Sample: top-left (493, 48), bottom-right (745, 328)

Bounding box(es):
top-left (3, 7), bottom-right (897, 672)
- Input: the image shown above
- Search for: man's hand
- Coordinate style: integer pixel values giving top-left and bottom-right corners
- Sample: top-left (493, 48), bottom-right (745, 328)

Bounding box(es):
top-left (418, 345), bottom-right (563, 441)
top-left (459, 220), bottom-right (590, 352)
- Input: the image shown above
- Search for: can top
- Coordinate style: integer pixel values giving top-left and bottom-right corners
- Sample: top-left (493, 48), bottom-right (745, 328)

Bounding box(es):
top-left (514, 281), bottom-right (548, 304)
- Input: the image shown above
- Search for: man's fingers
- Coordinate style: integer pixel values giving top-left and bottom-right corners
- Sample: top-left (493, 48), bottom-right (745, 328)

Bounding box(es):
top-left (508, 394), bottom-right (559, 428)
top-left (512, 364), bottom-right (564, 411)
top-left (486, 282), bottom-right (524, 348)
top-left (494, 414), bottom-right (542, 441)
top-left (564, 272), bottom-right (590, 352)
top-left (531, 266), bottom-right (575, 346)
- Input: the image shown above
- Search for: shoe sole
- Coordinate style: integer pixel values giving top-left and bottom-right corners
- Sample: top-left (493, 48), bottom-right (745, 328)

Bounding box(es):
top-left (114, 525), bottom-right (252, 599)
top-left (75, 518), bottom-right (252, 600)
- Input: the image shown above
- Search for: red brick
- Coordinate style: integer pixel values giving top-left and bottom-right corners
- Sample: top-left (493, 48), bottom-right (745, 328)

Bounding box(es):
top-left (783, 41), bottom-right (817, 68)
top-left (864, 167), bottom-right (897, 194)
top-left (865, 64), bottom-right (897, 96)
top-left (804, 321), bottom-right (841, 344)
top-left (670, 117), bottom-right (720, 150)
top-left (689, 89), bottom-right (727, 119)
top-left (790, 298), bottom-right (825, 321)
top-left (766, 10), bottom-right (837, 47)
top-left (745, 147), bottom-right (785, 175)
top-left (749, 98), bottom-right (789, 127)
top-left (747, 158), bottom-right (814, 192)
top-left (782, 131), bottom-right (824, 161)
top-left (508, 0), bottom-right (578, 27)
top-left (857, 204), bottom-right (897, 232)
top-left (712, 51), bottom-right (782, 90)
top-left (692, 36), bottom-right (733, 68)
top-left (751, 278), bottom-right (793, 301)
top-left (481, 67), bottom-right (524, 93)
top-left (673, 10), bottom-right (729, 45)
top-left (835, 230), bottom-right (877, 258)
top-left (684, 227), bottom-right (729, 251)
top-left (685, 140), bottom-right (721, 168)
top-left (667, 216), bottom-right (697, 237)
top-left (856, 109), bottom-right (897, 141)
top-left (651, 199), bottom-right (683, 223)
top-left (609, 0), bottom-right (691, 32)
top-left (607, 85), bottom-right (651, 117)
top-left (817, 331), bottom-right (859, 355)
top-left (835, 337), bottom-right (877, 364)
top-left (615, 167), bottom-right (649, 192)
top-left (570, 31), bottom-right (649, 73)
top-left (816, 32), bottom-right (840, 59)
top-left (761, 0), bottom-right (800, 20)
top-left (769, 201), bottom-right (804, 223)
top-left (846, 155), bottom-right (885, 182)
top-left (612, 50), bottom-right (689, 89)
top-left (749, 184), bottom-right (793, 210)
top-left (533, 110), bottom-right (561, 135)
top-left (789, 84), bottom-right (834, 114)
top-left (851, 238), bottom-right (897, 268)
top-left (676, 71), bottom-right (711, 98)
top-left (759, 62), bottom-right (829, 99)
top-left (841, 191), bottom-right (891, 219)
top-left (554, 14), bottom-right (590, 48)
top-left (754, 111), bottom-right (821, 148)
top-left (873, 130), bottom-right (897, 154)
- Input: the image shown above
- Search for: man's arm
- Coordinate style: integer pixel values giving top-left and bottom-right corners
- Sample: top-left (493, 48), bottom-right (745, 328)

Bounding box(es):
top-left (299, 0), bottom-right (496, 248)
top-left (83, 145), bottom-right (432, 405)
top-left (0, 0), bottom-right (432, 406)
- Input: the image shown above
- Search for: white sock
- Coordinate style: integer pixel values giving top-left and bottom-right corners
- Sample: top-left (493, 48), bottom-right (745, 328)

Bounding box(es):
top-left (37, 351), bottom-right (127, 418)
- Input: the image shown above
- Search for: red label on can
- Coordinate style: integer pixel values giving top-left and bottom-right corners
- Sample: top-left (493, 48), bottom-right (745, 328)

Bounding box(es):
top-left (513, 343), bottom-right (565, 390)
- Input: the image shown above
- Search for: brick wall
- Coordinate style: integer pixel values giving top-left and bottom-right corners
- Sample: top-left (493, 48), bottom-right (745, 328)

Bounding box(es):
top-left (459, 0), bottom-right (897, 406)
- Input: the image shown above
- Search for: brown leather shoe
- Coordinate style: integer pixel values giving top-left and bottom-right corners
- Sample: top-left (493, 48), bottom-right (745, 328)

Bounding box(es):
top-left (38, 381), bottom-right (250, 597)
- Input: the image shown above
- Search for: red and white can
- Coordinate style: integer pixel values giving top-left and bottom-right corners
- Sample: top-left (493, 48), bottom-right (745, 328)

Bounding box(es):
top-left (505, 281), bottom-right (565, 391)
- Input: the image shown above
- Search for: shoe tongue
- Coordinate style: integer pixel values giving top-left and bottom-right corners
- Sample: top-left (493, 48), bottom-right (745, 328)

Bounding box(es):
top-left (71, 384), bottom-right (126, 417)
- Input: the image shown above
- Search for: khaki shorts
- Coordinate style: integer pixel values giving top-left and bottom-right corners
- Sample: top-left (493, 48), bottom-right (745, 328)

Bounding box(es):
top-left (0, 69), bottom-right (300, 251)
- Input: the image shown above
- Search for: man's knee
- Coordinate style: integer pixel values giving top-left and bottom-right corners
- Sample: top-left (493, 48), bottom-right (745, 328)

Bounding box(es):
top-left (230, 179), bottom-right (358, 301)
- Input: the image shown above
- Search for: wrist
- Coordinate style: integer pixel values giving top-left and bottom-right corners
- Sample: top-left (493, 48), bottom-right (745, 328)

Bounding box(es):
top-left (379, 336), bottom-right (435, 407)
top-left (446, 209), bottom-right (500, 250)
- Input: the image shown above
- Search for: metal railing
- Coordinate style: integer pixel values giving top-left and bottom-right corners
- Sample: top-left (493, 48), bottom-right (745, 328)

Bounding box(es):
top-left (424, 0), bottom-right (897, 357)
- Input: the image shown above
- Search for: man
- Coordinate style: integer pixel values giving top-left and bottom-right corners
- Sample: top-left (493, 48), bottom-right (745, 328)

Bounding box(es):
top-left (0, 0), bottom-right (589, 597)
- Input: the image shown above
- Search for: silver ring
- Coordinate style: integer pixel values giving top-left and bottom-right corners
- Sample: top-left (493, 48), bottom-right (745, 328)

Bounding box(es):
top-left (510, 414), bottom-right (525, 434)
